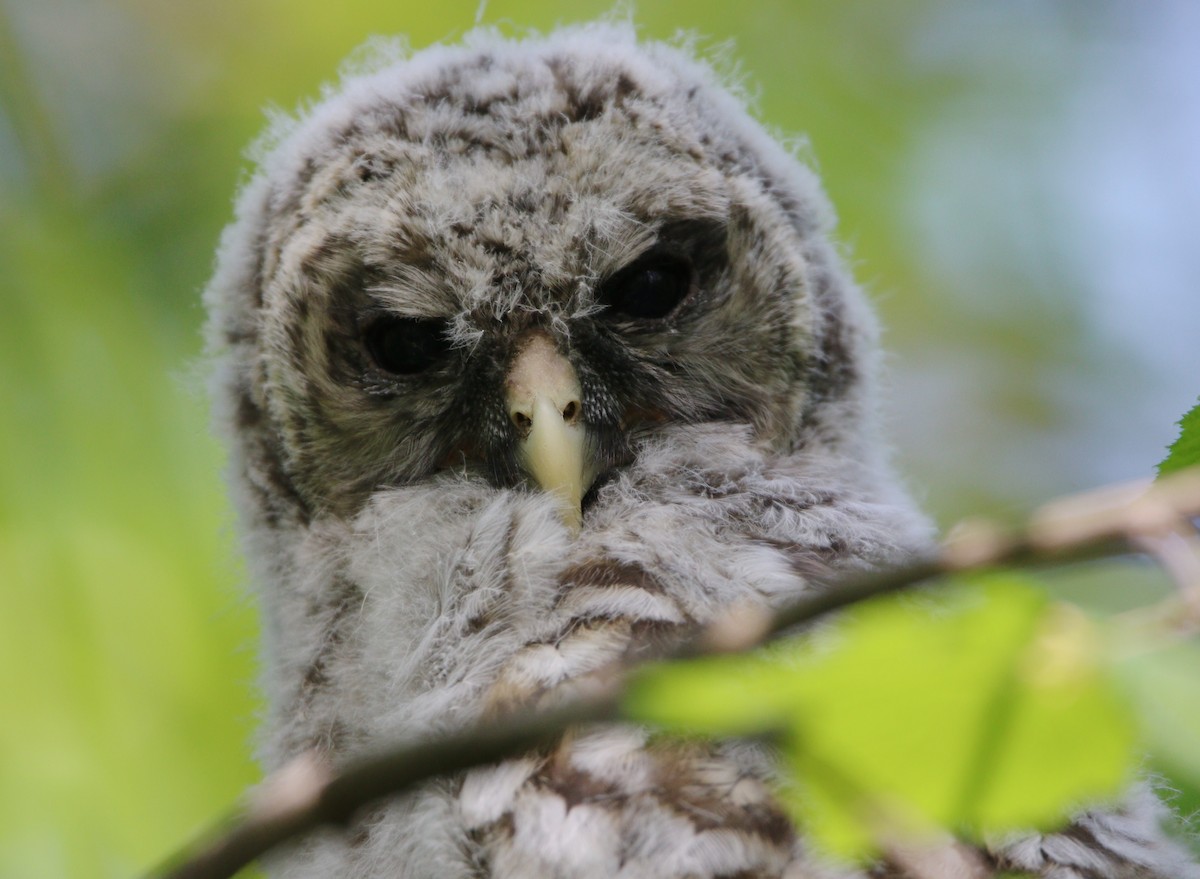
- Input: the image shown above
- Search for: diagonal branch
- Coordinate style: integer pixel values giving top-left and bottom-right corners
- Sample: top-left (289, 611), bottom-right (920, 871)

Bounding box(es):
top-left (150, 468), bottom-right (1200, 879)
top-left (155, 699), bottom-right (620, 879)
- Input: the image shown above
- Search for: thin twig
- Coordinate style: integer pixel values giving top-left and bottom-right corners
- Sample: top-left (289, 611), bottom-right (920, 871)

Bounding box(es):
top-left (881, 838), bottom-right (994, 879)
top-left (157, 698), bottom-right (621, 879)
top-left (151, 468), bottom-right (1200, 879)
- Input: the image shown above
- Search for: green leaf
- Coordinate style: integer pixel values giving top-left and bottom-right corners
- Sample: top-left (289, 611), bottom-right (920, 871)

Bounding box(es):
top-left (625, 576), bottom-right (1135, 859)
top-left (1116, 641), bottom-right (1200, 790)
top-left (1158, 399), bottom-right (1200, 477)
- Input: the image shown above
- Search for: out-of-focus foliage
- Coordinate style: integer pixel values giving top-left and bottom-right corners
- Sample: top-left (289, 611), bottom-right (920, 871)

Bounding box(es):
top-left (1118, 642), bottom-right (1200, 812)
top-left (1158, 400), bottom-right (1200, 476)
top-left (0, 207), bottom-right (260, 877)
top-left (627, 577), bottom-right (1135, 859)
top-left (2, 1), bottom-right (1197, 876)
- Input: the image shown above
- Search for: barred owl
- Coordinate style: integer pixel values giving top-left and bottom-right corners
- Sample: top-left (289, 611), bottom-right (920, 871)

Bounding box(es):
top-left (205, 23), bottom-right (1197, 879)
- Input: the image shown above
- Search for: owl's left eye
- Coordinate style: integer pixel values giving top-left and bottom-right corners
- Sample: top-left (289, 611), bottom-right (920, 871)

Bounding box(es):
top-left (599, 254), bottom-right (693, 321)
top-left (364, 316), bottom-right (450, 375)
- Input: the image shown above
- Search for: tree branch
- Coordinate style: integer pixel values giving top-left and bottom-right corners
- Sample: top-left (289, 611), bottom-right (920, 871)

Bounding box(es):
top-left (150, 468), bottom-right (1200, 879)
top-left (155, 699), bottom-right (621, 879)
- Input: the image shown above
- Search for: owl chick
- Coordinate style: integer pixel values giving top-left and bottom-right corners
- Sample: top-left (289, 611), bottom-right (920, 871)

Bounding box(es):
top-left (205, 23), bottom-right (1197, 879)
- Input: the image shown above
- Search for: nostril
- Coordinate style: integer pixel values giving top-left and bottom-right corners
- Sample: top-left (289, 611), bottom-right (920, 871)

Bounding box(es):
top-left (512, 410), bottom-right (533, 432)
top-left (561, 400), bottom-right (579, 423)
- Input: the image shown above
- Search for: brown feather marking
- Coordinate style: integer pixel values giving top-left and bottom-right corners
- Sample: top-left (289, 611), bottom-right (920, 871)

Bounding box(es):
top-left (463, 516), bottom-right (518, 635)
top-left (234, 375), bottom-right (312, 527)
top-left (291, 574), bottom-right (364, 742)
top-left (484, 618), bottom-right (637, 717)
top-left (538, 736), bottom-right (628, 810)
top-left (559, 558), bottom-right (666, 595)
top-left (483, 556), bottom-right (697, 716)
top-left (648, 740), bottom-right (796, 848)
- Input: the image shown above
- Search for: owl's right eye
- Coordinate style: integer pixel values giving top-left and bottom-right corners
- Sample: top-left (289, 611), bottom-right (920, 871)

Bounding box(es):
top-left (599, 253), bottom-right (694, 321)
top-left (364, 316), bottom-right (451, 375)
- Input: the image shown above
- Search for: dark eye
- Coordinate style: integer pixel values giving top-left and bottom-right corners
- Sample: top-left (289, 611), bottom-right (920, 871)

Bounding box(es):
top-left (599, 254), bottom-right (693, 320)
top-left (364, 316), bottom-right (450, 375)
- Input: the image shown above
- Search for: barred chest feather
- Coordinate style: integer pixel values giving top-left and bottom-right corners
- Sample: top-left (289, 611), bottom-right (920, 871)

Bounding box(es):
top-left (258, 429), bottom-right (928, 877)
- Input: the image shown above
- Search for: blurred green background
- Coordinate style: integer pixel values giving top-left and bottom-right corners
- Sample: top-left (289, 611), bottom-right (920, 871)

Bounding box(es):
top-left (2, 1), bottom-right (1197, 876)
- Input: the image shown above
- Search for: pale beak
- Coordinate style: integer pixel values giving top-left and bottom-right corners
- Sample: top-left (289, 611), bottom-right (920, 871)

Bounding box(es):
top-left (505, 332), bottom-right (591, 533)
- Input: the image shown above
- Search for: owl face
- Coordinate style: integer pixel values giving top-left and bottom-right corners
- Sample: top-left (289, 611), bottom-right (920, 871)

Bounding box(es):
top-left (231, 40), bottom-right (861, 523)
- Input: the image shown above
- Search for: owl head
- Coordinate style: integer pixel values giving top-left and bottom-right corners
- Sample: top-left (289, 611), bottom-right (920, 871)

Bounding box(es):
top-left (206, 24), bottom-right (886, 536)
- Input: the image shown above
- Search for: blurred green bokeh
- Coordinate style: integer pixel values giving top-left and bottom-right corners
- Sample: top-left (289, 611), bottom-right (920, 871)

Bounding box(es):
top-left (2, 1), bottom-right (1197, 876)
